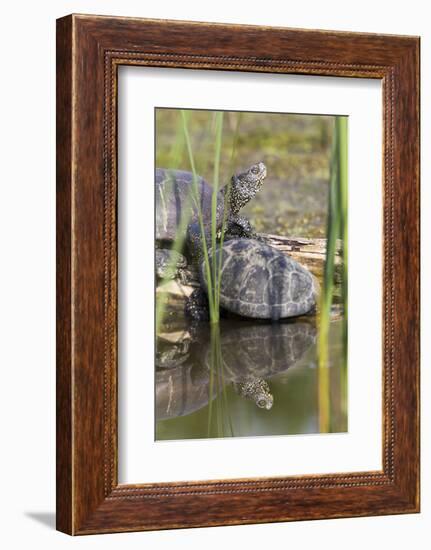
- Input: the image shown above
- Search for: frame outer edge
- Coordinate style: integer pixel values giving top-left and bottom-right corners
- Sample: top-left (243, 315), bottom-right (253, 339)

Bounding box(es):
top-left (56, 14), bottom-right (421, 535)
top-left (56, 14), bottom-right (74, 535)
top-left (392, 38), bottom-right (420, 510)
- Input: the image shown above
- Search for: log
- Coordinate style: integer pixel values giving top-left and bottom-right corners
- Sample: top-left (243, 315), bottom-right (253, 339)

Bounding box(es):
top-left (260, 234), bottom-right (342, 285)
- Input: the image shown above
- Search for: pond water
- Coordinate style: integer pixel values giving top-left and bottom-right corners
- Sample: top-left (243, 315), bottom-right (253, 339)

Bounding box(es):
top-left (155, 317), bottom-right (347, 440)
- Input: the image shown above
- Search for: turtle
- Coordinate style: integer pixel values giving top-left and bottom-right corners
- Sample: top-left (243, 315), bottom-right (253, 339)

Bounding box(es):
top-left (186, 238), bottom-right (319, 321)
top-left (155, 163), bottom-right (267, 281)
top-left (155, 321), bottom-right (316, 420)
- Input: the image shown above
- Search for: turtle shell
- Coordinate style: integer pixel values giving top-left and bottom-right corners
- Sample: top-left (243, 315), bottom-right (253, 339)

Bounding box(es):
top-left (155, 168), bottom-right (224, 241)
top-left (201, 239), bottom-right (318, 319)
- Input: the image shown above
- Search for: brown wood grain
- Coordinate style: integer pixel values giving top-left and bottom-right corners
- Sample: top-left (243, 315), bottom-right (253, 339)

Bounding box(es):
top-left (56, 14), bottom-right (420, 535)
top-left (56, 16), bottom-right (73, 535)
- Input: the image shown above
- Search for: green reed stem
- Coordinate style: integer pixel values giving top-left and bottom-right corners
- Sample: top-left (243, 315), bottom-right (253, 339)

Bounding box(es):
top-left (207, 341), bottom-right (215, 437)
top-left (318, 116), bottom-right (344, 432)
top-left (206, 312), bottom-right (234, 437)
top-left (338, 117), bottom-right (349, 406)
top-left (212, 113), bottom-right (224, 314)
top-left (215, 348), bottom-right (222, 437)
top-left (181, 110), bottom-right (217, 322)
top-left (319, 119), bottom-right (340, 360)
top-left (212, 323), bottom-right (234, 437)
top-left (219, 361), bottom-right (234, 437)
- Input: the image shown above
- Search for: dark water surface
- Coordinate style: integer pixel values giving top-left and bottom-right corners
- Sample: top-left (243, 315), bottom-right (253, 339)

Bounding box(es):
top-left (155, 318), bottom-right (347, 441)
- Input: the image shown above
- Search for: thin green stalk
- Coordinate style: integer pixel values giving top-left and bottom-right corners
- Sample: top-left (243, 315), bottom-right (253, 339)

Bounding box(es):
top-left (214, 323), bottom-right (234, 437)
top-left (218, 354), bottom-right (234, 437)
top-left (181, 110), bottom-right (217, 322)
top-left (215, 344), bottom-right (222, 437)
top-left (207, 343), bottom-right (215, 437)
top-left (318, 116), bottom-right (342, 432)
top-left (319, 119), bottom-right (340, 361)
top-left (206, 324), bottom-right (233, 438)
top-left (212, 113), bottom-right (224, 314)
top-left (337, 116), bottom-right (349, 407)
top-left (210, 324), bottom-right (226, 438)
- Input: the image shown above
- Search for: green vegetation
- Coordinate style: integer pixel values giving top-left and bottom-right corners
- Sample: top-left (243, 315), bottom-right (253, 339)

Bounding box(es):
top-left (317, 116), bottom-right (348, 432)
top-left (206, 323), bottom-right (234, 438)
top-left (181, 110), bottom-right (229, 323)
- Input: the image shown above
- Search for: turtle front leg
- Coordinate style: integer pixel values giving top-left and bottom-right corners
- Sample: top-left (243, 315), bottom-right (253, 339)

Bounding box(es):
top-left (185, 288), bottom-right (210, 322)
top-left (225, 214), bottom-right (265, 241)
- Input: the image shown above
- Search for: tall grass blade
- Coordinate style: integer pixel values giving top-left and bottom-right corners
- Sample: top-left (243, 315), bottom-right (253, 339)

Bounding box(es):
top-left (318, 116), bottom-right (343, 432)
top-left (207, 341), bottom-right (215, 437)
top-left (337, 116), bottom-right (348, 410)
top-left (213, 324), bottom-right (234, 437)
top-left (181, 110), bottom-right (217, 321)
top-left (212, 112), bottom-right (224, 314)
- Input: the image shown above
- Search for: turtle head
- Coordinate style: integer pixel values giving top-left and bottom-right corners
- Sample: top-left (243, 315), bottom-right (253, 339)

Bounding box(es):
top-left (256, 391), bottom-right (274, 410)
top-left (228, 162), bottom-right (267, 215)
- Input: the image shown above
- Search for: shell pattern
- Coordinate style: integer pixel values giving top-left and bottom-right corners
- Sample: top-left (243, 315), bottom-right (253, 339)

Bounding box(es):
top-left (155, 168), bottom-right (223, 241)
top-left (202, 239), bottom-right (318, 319)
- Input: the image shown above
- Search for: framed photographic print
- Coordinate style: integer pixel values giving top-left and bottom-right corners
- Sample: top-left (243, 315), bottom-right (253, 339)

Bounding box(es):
top-left (56, 14), bottom-right (420, 534)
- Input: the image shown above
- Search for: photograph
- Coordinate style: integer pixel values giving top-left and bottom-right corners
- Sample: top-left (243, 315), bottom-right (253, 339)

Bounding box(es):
top-left (155, 108), bottom-right (348, 440)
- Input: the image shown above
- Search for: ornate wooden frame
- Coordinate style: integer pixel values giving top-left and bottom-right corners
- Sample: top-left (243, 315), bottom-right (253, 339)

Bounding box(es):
top-left (56, 14), bottom-right (420, 534)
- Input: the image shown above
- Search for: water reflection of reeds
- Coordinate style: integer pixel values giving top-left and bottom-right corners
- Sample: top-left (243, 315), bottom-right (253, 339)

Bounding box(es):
top-left (207, 324), bottom-right (234, 438)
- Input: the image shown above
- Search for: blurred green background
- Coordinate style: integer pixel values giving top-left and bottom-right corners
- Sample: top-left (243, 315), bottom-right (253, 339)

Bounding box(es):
top-left (156, 109), bottom-right (334, 237)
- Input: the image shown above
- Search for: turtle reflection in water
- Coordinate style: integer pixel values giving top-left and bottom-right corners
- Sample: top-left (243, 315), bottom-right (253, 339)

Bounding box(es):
top-left (155, 321), bottom-right (316, 421)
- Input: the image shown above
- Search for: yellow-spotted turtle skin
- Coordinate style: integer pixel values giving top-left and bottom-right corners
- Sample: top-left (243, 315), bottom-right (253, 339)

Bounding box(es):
top-left (155, 163), bottom-right (267, 242)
